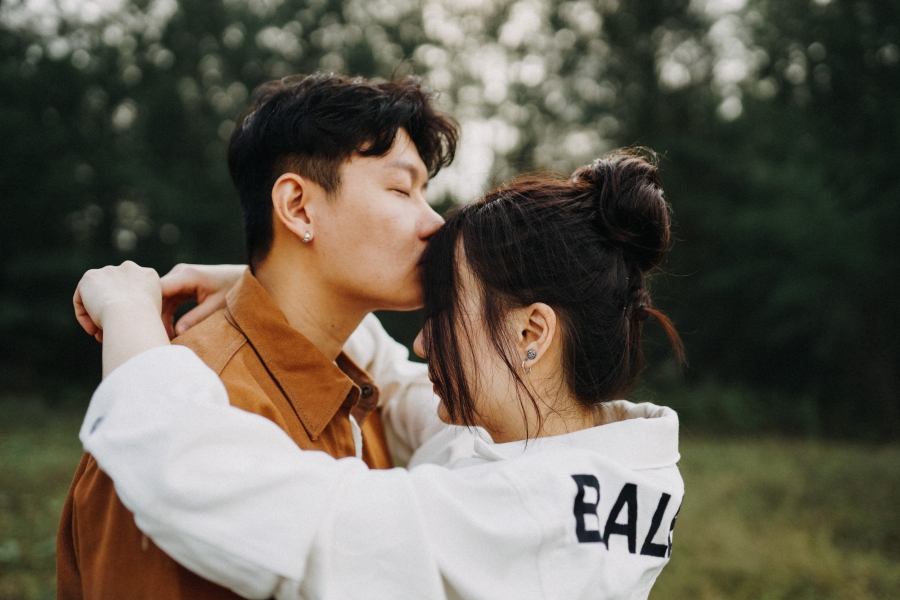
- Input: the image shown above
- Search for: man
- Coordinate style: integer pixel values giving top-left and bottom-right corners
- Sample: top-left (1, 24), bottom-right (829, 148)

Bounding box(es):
top-left (57, 73), bottom-right (458, 599)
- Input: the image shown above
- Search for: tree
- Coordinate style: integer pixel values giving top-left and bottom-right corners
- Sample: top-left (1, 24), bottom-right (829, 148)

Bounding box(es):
top-left (2, 0), bottom-right (897, 438)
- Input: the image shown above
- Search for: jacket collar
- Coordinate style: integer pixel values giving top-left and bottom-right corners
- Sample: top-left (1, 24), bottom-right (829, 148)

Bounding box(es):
top-left (472, 401), bottom-right (681, 470)
top-left (224, 270), bottom-right (378, 439)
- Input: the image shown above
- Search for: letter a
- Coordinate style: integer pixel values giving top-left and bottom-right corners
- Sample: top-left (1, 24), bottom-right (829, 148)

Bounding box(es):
top-left (603, 483), bottom-right (638, 553)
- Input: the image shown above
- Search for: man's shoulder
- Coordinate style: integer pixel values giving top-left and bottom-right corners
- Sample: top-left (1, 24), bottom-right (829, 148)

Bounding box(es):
top-left (171, 312), bottom-right (288, 426)
top-left (172, 310), bottom-right (246, 374)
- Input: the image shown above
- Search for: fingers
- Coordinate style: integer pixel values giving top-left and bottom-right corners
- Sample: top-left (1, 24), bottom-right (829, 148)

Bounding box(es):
top-left (161, 292), bottom-right (194, 340)
top-left (73, 283), bottom-right (101, 339)
top-left (160, 264), bottom-right (200, 300)
top-left (160, 264), bottom-right (205, 338)
top-left (162, 307), bottom-right (176, 341)
top-left (174, 295), bottom-right (223, 336)
top-left (160, 264), bottom-right (243, 335)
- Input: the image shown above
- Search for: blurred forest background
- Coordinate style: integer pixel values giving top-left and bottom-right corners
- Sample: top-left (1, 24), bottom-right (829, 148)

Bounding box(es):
top-left (2, 0), bottom-right (899, 440)
top-left (2, 1), bottom-right (900, 597)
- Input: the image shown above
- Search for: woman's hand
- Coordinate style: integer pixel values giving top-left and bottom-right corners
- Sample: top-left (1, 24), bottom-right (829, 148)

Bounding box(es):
top-left (74, 261), bottom-right (170, 377)
top-left (160, 264), bottom-right (247, 338)
top-left (74, 261), bottom-right (163, 339)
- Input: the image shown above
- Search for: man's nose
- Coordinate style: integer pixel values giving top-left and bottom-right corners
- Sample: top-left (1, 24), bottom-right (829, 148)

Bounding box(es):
top-left (413, 330), bottom-right (427, 359)
top-left (420, 203), bottom-right (445, 239)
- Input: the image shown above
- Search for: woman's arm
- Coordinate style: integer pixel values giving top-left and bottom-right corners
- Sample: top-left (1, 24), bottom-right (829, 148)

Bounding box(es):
top-left (73, 263), bottom-right (445, 598)
top-left (83, 345), bottom-right (446, 600)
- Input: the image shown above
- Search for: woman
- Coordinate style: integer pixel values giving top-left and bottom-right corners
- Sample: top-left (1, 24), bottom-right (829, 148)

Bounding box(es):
top-left (75, 150), bottom-right (685, 600)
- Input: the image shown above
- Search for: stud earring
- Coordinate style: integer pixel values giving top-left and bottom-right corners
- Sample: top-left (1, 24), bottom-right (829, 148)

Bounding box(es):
top-left (522, 349), bottom-right (537, 375)
top-left (302, 232), bottom-right (311, 243)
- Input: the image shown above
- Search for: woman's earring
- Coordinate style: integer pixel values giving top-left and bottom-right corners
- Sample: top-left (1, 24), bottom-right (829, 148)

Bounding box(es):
top-left (302, 232), bottom-right (312, 243)
top-left (522, 349), bottom-right (537, 375)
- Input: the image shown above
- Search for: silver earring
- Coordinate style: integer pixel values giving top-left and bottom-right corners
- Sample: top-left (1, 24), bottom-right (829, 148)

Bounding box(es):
top-left (302, 232), bottom-right (311, 243)
top-left (522, 349), bottom-right (537, 375)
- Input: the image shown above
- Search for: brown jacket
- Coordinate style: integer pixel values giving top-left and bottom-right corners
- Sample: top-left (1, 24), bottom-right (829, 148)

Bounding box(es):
top-left (57, 271), bottom-right (392, 599)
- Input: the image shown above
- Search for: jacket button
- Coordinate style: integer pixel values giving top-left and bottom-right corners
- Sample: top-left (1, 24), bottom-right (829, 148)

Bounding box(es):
top-left (360, 384), bottom-right (374, 398)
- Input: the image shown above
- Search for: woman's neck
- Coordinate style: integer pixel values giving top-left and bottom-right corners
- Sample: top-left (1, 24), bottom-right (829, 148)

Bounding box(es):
top-left (482, 391), bottom-right (598, 443)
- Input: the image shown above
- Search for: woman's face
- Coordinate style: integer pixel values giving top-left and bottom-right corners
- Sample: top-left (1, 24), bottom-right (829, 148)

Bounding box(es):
top-left (413, 254), bottom-right (529, 440)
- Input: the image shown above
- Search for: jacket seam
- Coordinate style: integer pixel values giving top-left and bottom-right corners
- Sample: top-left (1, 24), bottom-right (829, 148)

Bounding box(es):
top-left (210, 333), bottom-right (247, 375)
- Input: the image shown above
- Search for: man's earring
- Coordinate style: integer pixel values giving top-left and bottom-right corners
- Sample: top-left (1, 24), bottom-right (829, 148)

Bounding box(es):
top-left (302, 232), bottom-right (312, 243)
top-left (522, 349), bottom-right (537, 375)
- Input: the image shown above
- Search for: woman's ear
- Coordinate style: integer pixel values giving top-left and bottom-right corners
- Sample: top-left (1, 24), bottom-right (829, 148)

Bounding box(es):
top-left (516, 302), bottom-right (557, 367)
top-left (271, 173), bottom-right (320, 243)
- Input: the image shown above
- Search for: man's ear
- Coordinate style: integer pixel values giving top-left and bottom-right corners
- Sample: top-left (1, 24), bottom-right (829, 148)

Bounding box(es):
top-left (515, 302), bottom-right (557, 366)
top-left (271, 173), bottom-right (322, 242)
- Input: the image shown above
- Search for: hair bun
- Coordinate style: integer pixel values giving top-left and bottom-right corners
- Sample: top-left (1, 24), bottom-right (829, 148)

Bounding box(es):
top-left (573, 150), bottom-right (671, 272)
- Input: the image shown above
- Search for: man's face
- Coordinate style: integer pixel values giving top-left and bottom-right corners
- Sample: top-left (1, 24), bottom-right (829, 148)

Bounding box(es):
top-left (310, 129), bottom-right (444, 311)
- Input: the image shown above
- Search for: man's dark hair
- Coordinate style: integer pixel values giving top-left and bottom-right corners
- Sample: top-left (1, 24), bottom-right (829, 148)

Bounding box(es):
top-left (227, 73), bottom-right (459, 266)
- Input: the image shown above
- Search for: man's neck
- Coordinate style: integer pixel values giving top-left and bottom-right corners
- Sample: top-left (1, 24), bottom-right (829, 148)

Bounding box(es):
top-left (253, 259), bottom-right (367, 362)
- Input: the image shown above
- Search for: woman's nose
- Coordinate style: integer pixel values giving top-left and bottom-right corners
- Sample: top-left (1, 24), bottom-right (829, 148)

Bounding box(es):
top-left (413, 330), bottom-right (427, 359)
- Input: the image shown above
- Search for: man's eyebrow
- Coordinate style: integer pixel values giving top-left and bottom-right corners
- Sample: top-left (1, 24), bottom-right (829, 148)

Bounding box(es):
top-left (385, 159), bottom-right (427, 182)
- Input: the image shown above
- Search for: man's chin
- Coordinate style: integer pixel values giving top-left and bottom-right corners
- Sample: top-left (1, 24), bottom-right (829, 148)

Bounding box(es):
top-left (377, 288), bottom-right (424, 312)
top-left (395, 278), bottom-right (424, 310)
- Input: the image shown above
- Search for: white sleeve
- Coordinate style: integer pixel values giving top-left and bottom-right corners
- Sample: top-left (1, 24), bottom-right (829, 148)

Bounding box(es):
top-left (82, 346), bottom-right (681, 600)
top-left (343, 314), bottom-right (447, 464)
top-left (81, 346), bottom-right (445, 600)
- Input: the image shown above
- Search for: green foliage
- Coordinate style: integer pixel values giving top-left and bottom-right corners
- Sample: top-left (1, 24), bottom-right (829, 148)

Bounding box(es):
top-left (0, 0), bottom-right (898, 437)
top-left (642, 0), bottom-right (900, 439)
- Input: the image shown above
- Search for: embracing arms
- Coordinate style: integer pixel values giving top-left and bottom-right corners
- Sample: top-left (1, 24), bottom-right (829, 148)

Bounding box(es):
top-left (81, 344), bottom-right (682, 600)
top-left (72, 263), bottom-right (684, 600)
top-left (82, 345), bottom-right (446, 599)
top-left (78, 262), bottom-right (445, 458)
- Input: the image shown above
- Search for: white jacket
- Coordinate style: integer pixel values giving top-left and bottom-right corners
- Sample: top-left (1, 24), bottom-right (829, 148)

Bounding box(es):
top-left (80, 315), bottom-right (684, 600)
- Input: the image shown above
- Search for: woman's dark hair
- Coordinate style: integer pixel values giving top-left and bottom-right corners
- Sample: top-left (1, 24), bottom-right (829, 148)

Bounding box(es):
top-left (421, 149), bottom-right (684, 435)
top-left (227, 73), bottom-right (459, 266)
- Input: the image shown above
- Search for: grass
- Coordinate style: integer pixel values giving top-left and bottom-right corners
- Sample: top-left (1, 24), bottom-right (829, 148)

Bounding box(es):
top-left (1, 401), bottom-right (898, 600)
top-left (0, 401), bottom-right (82, 600)
top-left (652, 438), bottom-right (900, 599)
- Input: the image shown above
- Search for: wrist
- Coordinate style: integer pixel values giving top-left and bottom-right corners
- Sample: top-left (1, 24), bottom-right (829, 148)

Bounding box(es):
top-left (100, 299), bottom-right (169, 379)
top-left (100, 298), bottom-right (161, 328)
